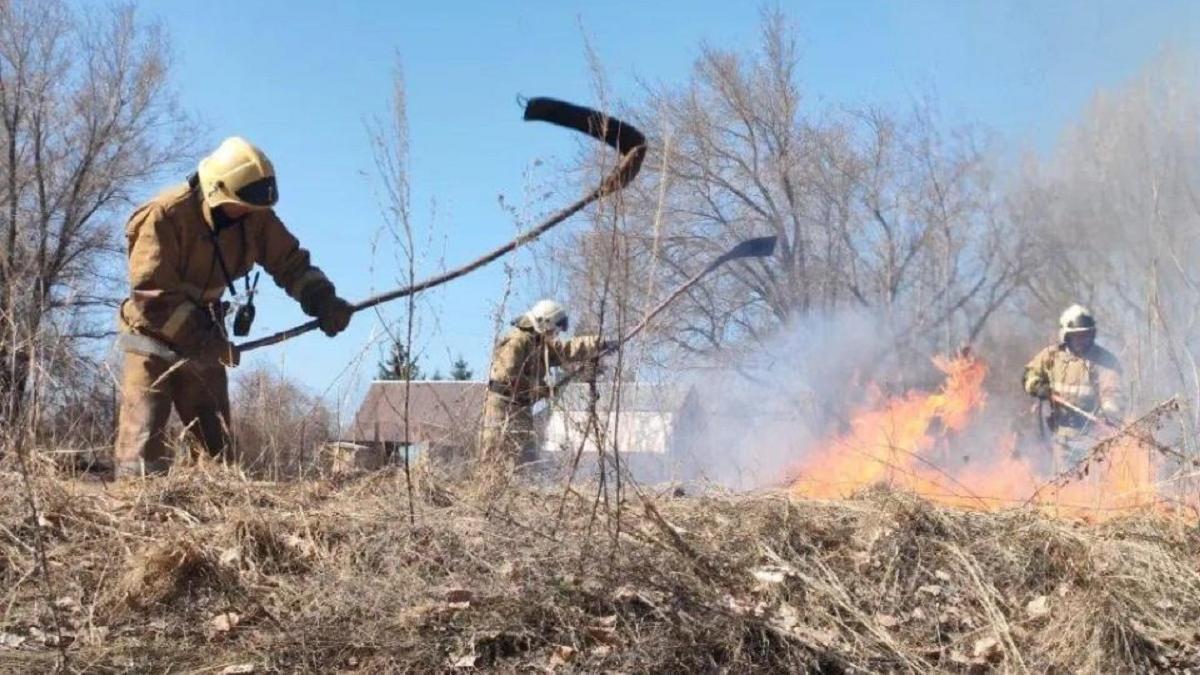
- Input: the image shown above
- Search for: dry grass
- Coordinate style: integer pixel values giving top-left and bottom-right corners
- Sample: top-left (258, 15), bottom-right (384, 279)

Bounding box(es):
top-left (0, 460), bottom-right (1198, 673)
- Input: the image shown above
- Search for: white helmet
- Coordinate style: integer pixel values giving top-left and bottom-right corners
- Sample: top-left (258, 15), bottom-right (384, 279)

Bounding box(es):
top-left (197, 136), bottom-right (278, 211)
top-left (524, 299), bottom-right (568, 335)
top-left (1058, 304), bottom-right (1097, 342)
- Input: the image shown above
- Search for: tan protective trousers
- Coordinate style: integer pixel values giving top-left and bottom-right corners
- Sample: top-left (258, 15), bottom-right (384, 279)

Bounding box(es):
top-left (477, 394), bottom-right (537, 482)
top-left (114, 351), bottom-right (231, 477)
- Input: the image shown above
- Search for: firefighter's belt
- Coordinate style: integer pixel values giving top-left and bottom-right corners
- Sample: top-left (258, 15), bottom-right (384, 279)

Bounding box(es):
top-left (488, 380), bottom-right (530, 406)
top-left (116, 333), bottom-right (181, 364)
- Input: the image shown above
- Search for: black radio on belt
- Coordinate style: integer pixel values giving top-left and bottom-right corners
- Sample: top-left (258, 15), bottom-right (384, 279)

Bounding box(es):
top-left (232, 302), bottom-right (255, 337)
top-left (232, 271), bottom-right (260, 337)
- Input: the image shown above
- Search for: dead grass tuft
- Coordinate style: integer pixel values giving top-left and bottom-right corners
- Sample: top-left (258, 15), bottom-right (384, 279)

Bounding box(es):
top-left (110, 540), bottom-right (219, 612)
top-left (0, 462), bottom-right (1197, 672)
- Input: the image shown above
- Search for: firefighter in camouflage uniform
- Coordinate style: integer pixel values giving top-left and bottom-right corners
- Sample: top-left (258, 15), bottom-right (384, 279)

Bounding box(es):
top-left (480, 300), bottom-right (613, 478)
top-left (1022, 304), bottom-right (1124, 467)
top-left (113, 137), bottom-right (353, 478)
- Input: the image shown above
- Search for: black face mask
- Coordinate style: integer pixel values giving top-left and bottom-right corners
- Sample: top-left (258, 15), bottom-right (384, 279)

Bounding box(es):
top-left (1065, 332), bottom-right (1095, 354)
top-left (210, 207), bottom-right (247, 232)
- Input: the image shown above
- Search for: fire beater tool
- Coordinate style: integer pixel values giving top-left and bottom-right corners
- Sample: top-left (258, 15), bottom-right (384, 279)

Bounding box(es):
top-left (237, 97), bottom-right (646, 353)
top-left (1026, 396), bottom-right (1187, 504)
top-left (1049, 393), bottom-right (1195, 466)
top-left (552, 235), bottom-right (778, 390)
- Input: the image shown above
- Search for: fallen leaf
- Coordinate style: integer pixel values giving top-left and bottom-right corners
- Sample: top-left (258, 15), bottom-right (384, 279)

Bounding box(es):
top-left (724, 594), bottom-right (752, 614)
top-left (751, 566), bottom-right (789, 585)
top-left (595, 614), bottom-right (617, 628)
top-left (909, 607), bottom-right (927, 621)
top-left (770, 603), bottom-right (801, 633)
top-left (448, 654), bottom-right (477, 669)
top-left (875, 613), bottom-right (900, 628)
top-left (938, 608), bottom-right (963, 629)
top-left (590, 645), bottom-right (612, 658)
top-left (918, 584), bottom-right (943, 596)
top-left (219, 547), bottom-right (242, 567)
top-left (613, 587), bottom-right (658, 612)
top-left (973, 636), bottom-right (1002, 663)
top-left (282, 533), bottom-right (317, 558)
top-left (53, 596), bottom-right (80, 613)
top-left (587, 626), bottom-right (621, 646)
top-left (0, 633), bottom-right (24, 649)
top-left (220, 665), bottom-right (255, 675)
top-left (934, 570), bottom-right (952, 582)
top-left (549, 644), bottom-right (576, 667)
top-left (1026, 595), bottom-right (1050, 619)
top-left (209, 612), bottom-right (240, 636)
top-left (809, 628), bottom-right (837, 648)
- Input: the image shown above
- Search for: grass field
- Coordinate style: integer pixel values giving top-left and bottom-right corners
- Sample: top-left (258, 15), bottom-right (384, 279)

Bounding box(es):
top-left (1, 461), bottom-right (1198, 673)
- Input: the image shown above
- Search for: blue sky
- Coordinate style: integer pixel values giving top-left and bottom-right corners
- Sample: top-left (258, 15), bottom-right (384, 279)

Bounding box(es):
top-left (131, 0), bottom-right (1195, 412)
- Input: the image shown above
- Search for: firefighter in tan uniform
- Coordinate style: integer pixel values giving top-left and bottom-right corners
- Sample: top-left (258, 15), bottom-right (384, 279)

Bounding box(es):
top-left (480, 300), bottom-right (612, 477)
top-left (113, 137), bottom-right (353, 477)
top-left (1022, 304), bottom-right (1124, 466)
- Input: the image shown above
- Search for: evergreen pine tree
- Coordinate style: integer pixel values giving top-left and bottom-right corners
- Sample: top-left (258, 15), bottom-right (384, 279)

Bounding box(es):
top-left (450, 355), bottom-right (473, 381)
top-left (378, 341), bottom-right (422, 380)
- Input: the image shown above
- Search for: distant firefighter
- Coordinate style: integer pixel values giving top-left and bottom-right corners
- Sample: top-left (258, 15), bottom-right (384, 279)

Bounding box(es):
top-left (114, 137), bottom-right (353, 478)
top-left (480, 300), bottom-right (614, 479)
top-left (1022, 304), bottom-right (1124, 467)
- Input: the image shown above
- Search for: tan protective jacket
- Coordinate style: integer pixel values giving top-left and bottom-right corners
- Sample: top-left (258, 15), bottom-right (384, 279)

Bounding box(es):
top-left (486, 326), bottom-right (601, 405)
top-left (1023, 342), bottom-right (1124, 424)
top-left (118, 181), bottom-right (333, 352)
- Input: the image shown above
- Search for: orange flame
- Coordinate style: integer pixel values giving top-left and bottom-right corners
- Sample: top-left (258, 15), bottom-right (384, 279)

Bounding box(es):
top-left (787, 353), bottom-right (1186, 520)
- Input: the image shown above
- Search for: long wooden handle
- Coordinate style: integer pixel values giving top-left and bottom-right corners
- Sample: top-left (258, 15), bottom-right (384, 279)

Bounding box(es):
top-left (551, 235), bottom-right (778, 390)
top-left (237, 97), bottom-right (647, 353)
top-left (1049, 393), bottom-right (1195, 465)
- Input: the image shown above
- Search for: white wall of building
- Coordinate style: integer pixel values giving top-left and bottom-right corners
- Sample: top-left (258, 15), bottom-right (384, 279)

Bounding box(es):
top-left (542, 411), bottom-right (675, 455)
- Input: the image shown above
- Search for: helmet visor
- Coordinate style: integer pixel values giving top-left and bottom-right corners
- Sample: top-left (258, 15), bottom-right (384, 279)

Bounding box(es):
top-left (1067, 315), bottom-right (1095, 330)
top-left (235, 176), bottom-right (278, 207)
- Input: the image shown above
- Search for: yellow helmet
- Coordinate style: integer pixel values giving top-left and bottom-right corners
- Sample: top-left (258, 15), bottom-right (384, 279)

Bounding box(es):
top-left (197, 137), bottom-right (278, 210)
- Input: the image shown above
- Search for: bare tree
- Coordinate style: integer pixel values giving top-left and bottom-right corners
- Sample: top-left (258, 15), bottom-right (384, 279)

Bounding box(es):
top-left (231, 364), bottom-right (337, 478)
top-left (0, 0), bottom-right (193, 449)
top-left (1012, 52), bottom-right (1200, 428)
top-left (555, 11), bottom-right (1028, 384)
top-left (368, 57), bottom-right (420, 519)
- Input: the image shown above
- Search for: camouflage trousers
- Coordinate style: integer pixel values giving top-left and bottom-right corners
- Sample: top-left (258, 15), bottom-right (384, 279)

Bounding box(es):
top-left (477, 394), bottom-right (537, 481)
top-left (114, 350), bottom-right (232, 478)
top-left (1051, 430), bottom-right (1091, 472)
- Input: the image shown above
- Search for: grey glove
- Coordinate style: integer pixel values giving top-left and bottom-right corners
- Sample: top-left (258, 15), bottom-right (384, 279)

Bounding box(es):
top-left (314, 293), bottom-right (353, 337)
top-left (302, 284), bottom-right (353, 337)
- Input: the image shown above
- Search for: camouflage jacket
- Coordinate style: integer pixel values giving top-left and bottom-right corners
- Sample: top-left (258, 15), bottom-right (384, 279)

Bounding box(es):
top-left (1023, 342), bottom-right (1124, 423)
top-left (118, 181), bottom-right (335, 352)
top-left (486, 326), bottom-right (601, 406)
